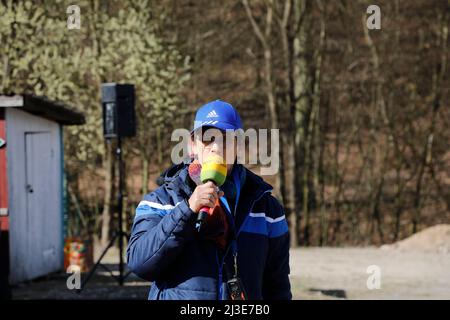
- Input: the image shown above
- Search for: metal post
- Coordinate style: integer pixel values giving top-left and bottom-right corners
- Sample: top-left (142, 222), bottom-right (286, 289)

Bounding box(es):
top-left (116, 136), bottom-right (124, 286)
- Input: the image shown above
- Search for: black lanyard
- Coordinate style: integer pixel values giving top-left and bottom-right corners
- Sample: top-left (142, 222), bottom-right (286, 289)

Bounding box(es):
top-left (219, 167), bottom-right (241, 277)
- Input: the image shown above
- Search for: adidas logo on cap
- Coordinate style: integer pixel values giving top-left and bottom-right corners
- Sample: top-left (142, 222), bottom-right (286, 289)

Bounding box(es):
top-left (206, 110), bottom-right (219, 118)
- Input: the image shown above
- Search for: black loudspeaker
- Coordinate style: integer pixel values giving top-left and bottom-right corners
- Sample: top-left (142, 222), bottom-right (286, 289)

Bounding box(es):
top-left (102, 83), bottom-right (136, 138)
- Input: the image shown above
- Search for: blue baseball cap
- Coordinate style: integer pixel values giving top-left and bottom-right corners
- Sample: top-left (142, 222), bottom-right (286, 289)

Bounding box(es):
top-left (192, 100), bottom-right (242, 133)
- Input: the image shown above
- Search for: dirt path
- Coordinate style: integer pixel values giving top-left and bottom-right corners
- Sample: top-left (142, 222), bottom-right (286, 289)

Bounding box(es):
top-left (11, 247), bottom-right (450, 300)
top-left (290, 247), bottom-right (450, 300)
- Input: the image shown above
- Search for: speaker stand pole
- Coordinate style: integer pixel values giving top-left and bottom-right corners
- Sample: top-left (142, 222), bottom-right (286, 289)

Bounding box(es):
top-left (117, 136), bottom-right (124, 285)
top-left (77, 137), bottom-right (131, 293)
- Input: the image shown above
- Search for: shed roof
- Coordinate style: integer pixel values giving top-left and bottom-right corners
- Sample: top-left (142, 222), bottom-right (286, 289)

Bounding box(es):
top-left (0, 94), bottom-right (85, 125)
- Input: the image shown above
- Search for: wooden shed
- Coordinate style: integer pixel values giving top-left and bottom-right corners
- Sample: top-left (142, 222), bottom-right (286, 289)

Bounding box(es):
top-left (0, 94), bottom-right (85, 285)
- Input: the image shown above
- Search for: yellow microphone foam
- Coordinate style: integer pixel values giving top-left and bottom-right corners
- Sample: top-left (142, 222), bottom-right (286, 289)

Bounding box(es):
top-left (200, 155), bottom-right (227, 186)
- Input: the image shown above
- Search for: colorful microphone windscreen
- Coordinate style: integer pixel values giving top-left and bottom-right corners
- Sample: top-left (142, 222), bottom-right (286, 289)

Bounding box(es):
top-left (188, 160), bottom-right (202, 185)
top-left (200, 155), bottom-right (227, 186)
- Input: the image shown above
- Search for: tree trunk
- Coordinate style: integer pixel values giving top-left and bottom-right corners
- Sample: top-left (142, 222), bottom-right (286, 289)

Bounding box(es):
top-left (242, 0), bottom-right (285, 203)
top-left (142, 154), bottom-right (149, 195)
top-left (292, 0), bottom-right (314, 245)
top-left (276, 0), bottom-right (298, 247)
top-left (412, 5), bottom-right (447, 234)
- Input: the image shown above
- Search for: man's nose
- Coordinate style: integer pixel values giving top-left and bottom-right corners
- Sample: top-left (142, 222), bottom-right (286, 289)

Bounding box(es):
top-left (208, 144), bottom-right (225, 158)
top-left (210, 140), bottom-right (221, 153)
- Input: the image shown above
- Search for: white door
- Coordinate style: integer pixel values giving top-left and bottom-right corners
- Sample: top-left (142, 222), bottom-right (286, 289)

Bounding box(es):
top-left (24, 132), bottom-right (60, 279)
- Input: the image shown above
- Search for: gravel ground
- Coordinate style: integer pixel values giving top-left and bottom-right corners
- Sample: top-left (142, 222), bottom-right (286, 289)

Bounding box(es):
top-left (11, 245), bottom-right (150, 300)
top-left (11, 264), bottom-right (150, 300)
top-left (290, 247), bottom-right (450, 300)
top-left (10, 247), bottom-right (450, 300)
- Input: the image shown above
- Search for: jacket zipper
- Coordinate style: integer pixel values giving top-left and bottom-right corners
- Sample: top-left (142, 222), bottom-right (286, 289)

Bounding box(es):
top-left (216, 189), bottom-right (272, 300)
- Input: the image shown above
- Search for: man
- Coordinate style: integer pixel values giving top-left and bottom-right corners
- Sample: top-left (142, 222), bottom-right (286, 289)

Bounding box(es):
top-left (127, 99), bottom-right (291, 300)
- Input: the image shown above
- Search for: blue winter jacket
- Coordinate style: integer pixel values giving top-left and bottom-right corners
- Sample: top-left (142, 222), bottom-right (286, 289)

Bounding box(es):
top-left (127, 163), bottom-right (291, 300)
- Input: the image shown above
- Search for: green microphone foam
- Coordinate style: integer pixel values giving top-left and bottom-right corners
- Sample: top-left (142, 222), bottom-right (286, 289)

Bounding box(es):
top-left (200, 156), bottom-right (227, 186)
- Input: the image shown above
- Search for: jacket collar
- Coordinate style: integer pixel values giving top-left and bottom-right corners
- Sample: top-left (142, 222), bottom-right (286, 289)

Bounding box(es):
top-left (240, 167), bottom-right (273, 200)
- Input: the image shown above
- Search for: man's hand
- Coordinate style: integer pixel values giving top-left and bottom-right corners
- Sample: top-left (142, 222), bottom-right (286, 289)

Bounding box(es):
top-left (188, 181), bottom-right (224, 213)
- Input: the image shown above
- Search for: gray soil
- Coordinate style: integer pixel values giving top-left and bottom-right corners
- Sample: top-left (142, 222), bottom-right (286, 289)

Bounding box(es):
top-left (11, 225), bottom-right (450, 300)
top-left (290, 247), bottom-right (450, 300)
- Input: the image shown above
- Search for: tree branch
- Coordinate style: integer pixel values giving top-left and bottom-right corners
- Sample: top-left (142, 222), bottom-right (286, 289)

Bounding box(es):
top-left (242, 0), bottom-right (268, 49)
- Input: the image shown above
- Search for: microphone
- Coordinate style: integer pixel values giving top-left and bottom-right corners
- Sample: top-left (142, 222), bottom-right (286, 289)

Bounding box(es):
top-left (196, 155), bottom-right (227, 232)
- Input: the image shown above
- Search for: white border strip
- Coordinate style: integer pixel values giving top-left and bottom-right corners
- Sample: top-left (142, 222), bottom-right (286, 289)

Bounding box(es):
top-left (249, 212), bottom-right (285, 223)
top-left (138, 200), bottom-right (181, 210)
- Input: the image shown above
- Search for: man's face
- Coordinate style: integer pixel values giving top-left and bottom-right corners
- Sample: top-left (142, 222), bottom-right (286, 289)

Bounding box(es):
top-left (191, 127), bottom-right (237, 175)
